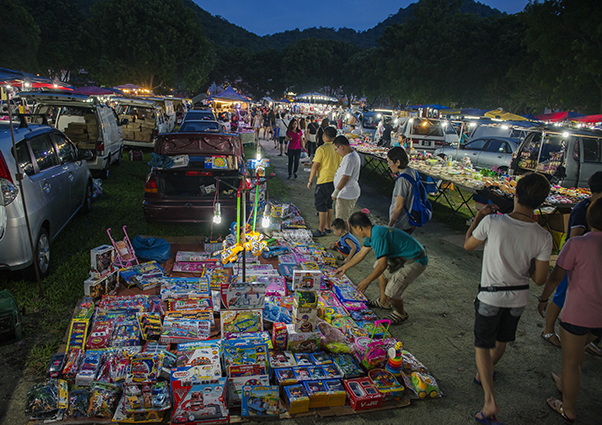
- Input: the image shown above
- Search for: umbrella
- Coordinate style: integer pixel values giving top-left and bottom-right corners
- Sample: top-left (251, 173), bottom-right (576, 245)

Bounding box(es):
top-left (574, 114), bottom-right (602, 123)
top-left (534, 111), bottom-right (584, 122)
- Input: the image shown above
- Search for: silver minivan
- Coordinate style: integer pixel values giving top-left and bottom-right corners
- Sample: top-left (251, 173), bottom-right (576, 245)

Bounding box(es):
top-left (22, 92), bottom-right (124, 179)
top-left (0, 125), bottom-right (93, 278)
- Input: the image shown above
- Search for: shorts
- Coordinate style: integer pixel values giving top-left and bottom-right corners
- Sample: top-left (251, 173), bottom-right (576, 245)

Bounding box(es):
top-left (278, 137), bottom-right (286, 144)
top-left (335, 197), bottom-right (358, 221)
top-left (474, 299), bottom-right (525, 349)
top-left (374, 259), bottom-right (426, 300)
top-left (314, 182), bottom-right (334, 212)
top-left (559, 320), bottom-right (602, 337)
top-left (552, 274), bottom-right (568, 308)
top-left (335, 241), bottom-right (351, 256)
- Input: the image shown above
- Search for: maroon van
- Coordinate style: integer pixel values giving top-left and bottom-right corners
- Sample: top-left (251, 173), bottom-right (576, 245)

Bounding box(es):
top-left (143, 132), bottom-right (246, 223)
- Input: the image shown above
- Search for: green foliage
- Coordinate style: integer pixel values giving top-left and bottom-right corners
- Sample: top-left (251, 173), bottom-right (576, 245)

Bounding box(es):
top-left (0, 0), bottom-right (40, 71)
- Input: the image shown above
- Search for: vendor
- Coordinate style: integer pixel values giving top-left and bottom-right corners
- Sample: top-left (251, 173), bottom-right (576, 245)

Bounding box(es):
top-left (335, 211), bottom-right (428, 325)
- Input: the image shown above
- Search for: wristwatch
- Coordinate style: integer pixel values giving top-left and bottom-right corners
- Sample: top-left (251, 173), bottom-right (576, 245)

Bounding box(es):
top-left (538, 296), bottom-right (548, 303)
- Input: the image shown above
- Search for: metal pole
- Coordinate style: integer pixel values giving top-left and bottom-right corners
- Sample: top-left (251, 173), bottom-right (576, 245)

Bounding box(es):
top-left (5, 91), bottom-right (43, 296)
top-left (241, 184), bottom-right (246, 283)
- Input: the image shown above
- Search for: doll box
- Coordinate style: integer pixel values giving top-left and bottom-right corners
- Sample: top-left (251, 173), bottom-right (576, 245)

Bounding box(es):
top-left (84, 268), bottom-right (119, 302)
top-left (90, 244), bottom-right (115, 279)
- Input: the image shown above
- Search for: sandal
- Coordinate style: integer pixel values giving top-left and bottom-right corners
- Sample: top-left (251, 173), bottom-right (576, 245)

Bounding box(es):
top-left (385, 310), bottom-right (409, 325)
top-left (541, 332), bottom-right (562, 348)
top-left (474, 411), bottom-right (503, 425)
top-left (546, 397), bottom-right (575, 423)
top-left (367, 298), bottom-right (393, 311)
top-left (474, 370), bottom-right (498, 385)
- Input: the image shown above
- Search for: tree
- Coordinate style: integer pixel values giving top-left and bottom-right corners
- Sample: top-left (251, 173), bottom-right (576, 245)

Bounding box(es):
top-left (84, 0), bottom-right (213, 92)
top-left (0, 0), bottom-right (40, 72)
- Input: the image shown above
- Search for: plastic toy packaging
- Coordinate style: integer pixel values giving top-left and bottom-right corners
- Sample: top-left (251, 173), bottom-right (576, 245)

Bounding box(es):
top-left (26, 379), bottom-right (67, 421)
top-left (331, 353), bottom-right (364, 379)
top-left (241, 385), bottom-right (280, 416)
top-left (87, 382), bottom-right (120, 418)
top-left (62, 348), bottom-right (85, 380)
top-left (47, 353), bottom-right (65, 378)
top-left (317, 319), bottom-right (348, 348)
top-left (264, 301), bottom-right (292, 324)
top-left (86, 320), bottom-right (114, 349)
top-left (402, 371), bottom-right (441, 399)
top-left (401, 349), bottom-right (429, 374)
top-left (111, 316), bottom-right (141, 347)
top-left (75, 350), bottom-right (103, 386)
top-left (67, 389), bottom-right (89, 418)
top-left (368, 368), bottom-right (404, 401)
top-left (137, 312), bottom-right (162, 341)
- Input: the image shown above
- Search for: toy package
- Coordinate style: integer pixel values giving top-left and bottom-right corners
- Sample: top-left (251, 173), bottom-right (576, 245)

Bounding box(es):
top-left (118, 262), bottom-right (166, 289)
top-left (123, 380), bottom-right (170, 413)
top-left (170, 374), bottom-right (229, 424)
top-left (175, 251), bottom-right (215, 263)
top-left (368, 368), bottom-right (404, 400)
top-left (87, 382), bottom-right (120, 418)
top-left (293, 352), bottom-right (313, 366)
top-left (283, 384), bottom-right (310, 414)
top-left (264, 301), bottom-right (292, 324)
top-left (97, 294), bottom-right (150, 314)
top-left (221, 309), bottom-right (263, 338)
top-left (221, 281), bottom-right (266, 310)
top-left (401, 371), bottom-right (441, 399)
top-left (331, 353), bottom-right (364, 379)
top-left (293, 291), bottom-right (318, 308)
top-left (75, 350), bottom-right (103, 386)
top-left (265, 276), bottom-right (288, 297)
top-left (160, 277), bottom-right (210, 301)
top-left (111, 316), bottom-right (141, 347)
top-left (166, 297), bottom-right (212, 312)
top-left (90, 244), bottom-right (115, 279)
top-left (25, 380), bottom-right (68, 421)
top-left (286, 324), bottom-right (320, 353)
top-left (227, 374), bottom-right (270, 407)
top-left (303, 380), bottom-right (328, 408)
top-left (126, 352), bottom-right (164, 384)
top-left (323, 379), bottom-right (347, 406)
top-left (67, 388), bottom-right (88, 418)
top-left (322, 364), bottom-right (343, 379)
top-left (84, 268), bottom-right (119, 302)
top-left (354, 320), bottom-right (392, 371)
top-left (269, 350), bottom-right (297, 369)
top-left (343, 377), bottom-right (383, 411)
top-left (66, 319), bottom-right (89, 353)
top-left (86, 320), bottom-right (114, 349)
top-left (136, 312), bottom-right (162, 341)
top-left (207, 268), bottom-right (232, 291)
top-left (222, 342), bottom-right (269, 376)
top-left (47, 353), bottom-right (65, 379)
top-left (160, 317), bottom-right (211, 344)
top-left (176, 342), bottom-right (222, 377)
top-left (291, 305), bottom-right (318, 333)
top-left (292, 270), bottom-right (321, 292)
top-left (240, 385), bottom-right (279, 417)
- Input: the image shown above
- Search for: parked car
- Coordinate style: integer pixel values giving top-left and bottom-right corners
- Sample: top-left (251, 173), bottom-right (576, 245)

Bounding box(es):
top-left (398, 117), bottom-right (458, 151)
top-left (149, 97), bottom-right (176, 132)
top-left (143, 131), bottom-right (246, 223)
top-left (178, 120), bottom-right (220, 133)
top-left (22, 91), bottom-right (124, 179)
top-left (434, 137), bottom-right (519, 171)
top-left (183, 110), bottom-right (216, 123)
top-left (510, 128), bottom-right (602, 188)
top-left (0, 124), bottom-right (93, 278)
top-left (112, 98), bottom-right (168, 148)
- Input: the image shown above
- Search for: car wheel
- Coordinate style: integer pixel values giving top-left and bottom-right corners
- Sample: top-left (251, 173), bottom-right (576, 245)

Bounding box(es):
top-left (81, 180), bottom-right (93, 214)
top-left (115, 148), bottom-right (123, 166)
top-left (21, 227), bottom-right (51, 280)
top-left (100, 155), bottom-right (111, 179)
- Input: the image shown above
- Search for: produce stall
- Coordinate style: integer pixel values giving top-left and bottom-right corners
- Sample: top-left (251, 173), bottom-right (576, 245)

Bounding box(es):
top-left (24, 200), bottom-right (442, 424)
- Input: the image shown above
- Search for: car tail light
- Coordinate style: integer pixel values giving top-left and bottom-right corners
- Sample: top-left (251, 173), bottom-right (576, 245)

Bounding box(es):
top-left (186, 171), bottom-right (202, 176)
top-left (0, 178), bottom-right (19, 206)
top-left (145, 176), bottom-right (158, 194)
top-left (97, 142), bottom-right (105, 156)
top-left (154, 129), bottom-right (159, 137)
top-left (0, 151), bottom-right (13, 183)
top-left (435, 141), bottom-right (445, 146)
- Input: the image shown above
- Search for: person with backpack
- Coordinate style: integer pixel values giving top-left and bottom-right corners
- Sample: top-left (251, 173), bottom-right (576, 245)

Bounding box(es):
top-left (335, 211), bottom-right (428, 325)
top-left (306, 116), bottom-right (319, 157)
top-left (386, 147), bottom-right (432, 234)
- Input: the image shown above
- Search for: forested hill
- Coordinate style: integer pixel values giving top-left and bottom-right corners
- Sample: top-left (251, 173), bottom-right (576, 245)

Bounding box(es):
top-left (183, 0), bottom-right (504, 50)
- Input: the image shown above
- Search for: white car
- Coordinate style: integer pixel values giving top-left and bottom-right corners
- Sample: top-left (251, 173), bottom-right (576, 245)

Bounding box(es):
top-left (112, 98), bottom-right (168, 148)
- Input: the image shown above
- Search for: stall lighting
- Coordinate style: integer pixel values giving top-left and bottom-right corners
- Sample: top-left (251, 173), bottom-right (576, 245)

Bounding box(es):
top-left (262, 205), bottom-right (271, 228)
top-left (422, 120), bottom-right (428, 127)
top-left (469, 122), bottom-right (477, 127)
top-left (562, 132), bottom-right (570, 138)
top-left (441, 121), bottom-right (448, 127)
top-left (409, 118), bottom-right (414, 124)
top-left (501, 125), bottom-right (509, 130)
top-left (24, 82), bottom-right (30, 87)
top-left (213, 202), bottom-right (222, 224)
top-left (377, 114), bottom-right (382, 118)
top-left (256, 152), bottom-right (261, 160)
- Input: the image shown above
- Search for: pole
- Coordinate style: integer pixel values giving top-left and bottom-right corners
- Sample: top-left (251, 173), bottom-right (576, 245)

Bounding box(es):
top-left (252, 183), bottom-right (259, 233)
top-left (241, 183), bottom-right (246, 283)
top-left (4, 90), bottom-right (43, 296)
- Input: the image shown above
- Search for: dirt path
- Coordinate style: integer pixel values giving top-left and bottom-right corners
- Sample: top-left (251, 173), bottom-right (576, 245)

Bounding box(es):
top-left (259, 138), bottom-right (602, 425)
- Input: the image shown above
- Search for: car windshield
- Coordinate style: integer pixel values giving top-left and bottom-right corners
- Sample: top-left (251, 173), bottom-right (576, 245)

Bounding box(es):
top-left (180, 121), bottom-right (219, 132)
top-left (412, 119), bottom-right (444, 137)
top-left (186, 111), bottom-right (214, 120)
top-left (362, 115), bottom-right (380, 129)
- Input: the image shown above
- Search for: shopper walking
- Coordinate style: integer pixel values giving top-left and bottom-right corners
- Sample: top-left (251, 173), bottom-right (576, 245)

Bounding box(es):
top-left (253, 112), bottom-right (262, 142)
top-left (464, 172), bottom-right (553, 425)
top-left (316, 118), bottom-right (330, 148)
top-left (284, 118), bottom-right (304, 179)
top-left (332, 135), bottom-right (361, 224)
top-left (306, 116), bottom-right (319, 157)
top-left (276, 113), bottom-right (290, 156)
top-left (387, 147), bottom-right (418, 234)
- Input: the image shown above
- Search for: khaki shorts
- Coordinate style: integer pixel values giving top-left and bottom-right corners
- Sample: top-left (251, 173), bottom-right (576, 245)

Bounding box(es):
top-left (335, 197), bottom-right (358, 221)
top-left (373, 259), bottom-right (427, 300)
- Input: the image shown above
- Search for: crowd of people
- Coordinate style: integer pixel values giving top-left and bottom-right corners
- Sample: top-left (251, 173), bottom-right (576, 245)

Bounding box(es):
top-left (253, 110), bottom-right (601, 424)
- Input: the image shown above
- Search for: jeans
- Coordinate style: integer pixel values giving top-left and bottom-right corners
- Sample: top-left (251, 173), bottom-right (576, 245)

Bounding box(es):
top-left (287, 149), bottom-right (301, 176)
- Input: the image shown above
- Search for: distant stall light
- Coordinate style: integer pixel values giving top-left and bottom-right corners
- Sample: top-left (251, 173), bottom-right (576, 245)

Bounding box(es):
top-left (501, 125), bottom-right (509, 130)
top-left (562, 132), bottom-right (569, 138)
top-left (441, 121), bottom-right (448, 127)
top-left (469, 122), bottom-right (477, 127)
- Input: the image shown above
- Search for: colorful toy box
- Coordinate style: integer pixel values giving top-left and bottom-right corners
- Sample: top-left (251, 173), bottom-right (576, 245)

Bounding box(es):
top-left (84, 268), bottom-right (119, 302)
top-left (170, 373), bottom-right (229, 424)
top-left (269, 350), bottom-right (297, 369)
top-left (240, 385), bottom-right (279, 417)
top-left (220, 281), bottom-right (266, 310)
top-left (291, 305), bottom-right (318, 333)
top-left (221, 309), bottom-right (263, 339)
top-left (292, 270), bottom-right (321, 292)
top-left (160, 277), bottom-right (210, 301)
top-left (303, 380), bottom-right (328, 408)
top-left (90, 244), bottom-right (115, 279)
top-left (332, 353), bottom-right (364, 379)
top-left (283, 384), bottom-right (310, 414)
top-left (343, 377), bottom-right (383, 411)
top-left (160, 317), bottom-right (211, 344)
top-left (227, 374), bottom-right (270, 407)
top-left (274, 367), bottom-right (297, 389)
top-left (271, 322), bottom-right (288, 351)
top-left (323, 379), bottom-right (347, 406)
top-left (368, 368), bottom-right (405, 401)
top-left (222, 341), bottom-right (269, 376)
top-left (286, 324), bottom-right (320, 353)
top-left (176, 341), bottom-right (222, 374)
top-left (293, 291), bottom-right (318, 308)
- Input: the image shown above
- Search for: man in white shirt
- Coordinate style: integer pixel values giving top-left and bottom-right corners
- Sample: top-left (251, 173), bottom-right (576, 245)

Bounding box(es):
top-left (331, 135), bottom-right (361, 224)
top-left (464, 172), bottom-right (553, 425)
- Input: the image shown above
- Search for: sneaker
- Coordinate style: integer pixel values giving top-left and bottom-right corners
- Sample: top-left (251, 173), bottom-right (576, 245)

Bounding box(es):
top-left (294, 174), bottom-right (298, 179)
top-left (287, 175), bottom-right (292, 179)
top-left (312, 229), bottom-right (326, 238)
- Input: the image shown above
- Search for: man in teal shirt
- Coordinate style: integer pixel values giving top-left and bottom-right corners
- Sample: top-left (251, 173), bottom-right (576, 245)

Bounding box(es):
top-left (336, 211), bottom-right (428, 324)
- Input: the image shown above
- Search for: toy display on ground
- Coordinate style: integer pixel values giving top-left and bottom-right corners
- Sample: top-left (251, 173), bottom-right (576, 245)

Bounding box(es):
top-left (25, 202), bottom-right (441, 424)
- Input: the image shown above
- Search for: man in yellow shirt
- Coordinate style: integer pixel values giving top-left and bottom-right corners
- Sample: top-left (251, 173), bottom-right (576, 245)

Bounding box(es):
top-left (307, 127), bottom-right (341, 237)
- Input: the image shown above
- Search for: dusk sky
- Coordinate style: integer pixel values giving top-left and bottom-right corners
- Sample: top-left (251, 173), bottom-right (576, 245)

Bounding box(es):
top-left (195, 0), bottom-right (531, 36)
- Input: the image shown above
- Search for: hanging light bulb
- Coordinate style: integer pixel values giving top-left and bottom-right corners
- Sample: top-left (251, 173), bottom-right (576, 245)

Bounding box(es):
top-left (261, 204), bottom-right (271, 228)
top-left (213, 202), bottom-right (222, 224)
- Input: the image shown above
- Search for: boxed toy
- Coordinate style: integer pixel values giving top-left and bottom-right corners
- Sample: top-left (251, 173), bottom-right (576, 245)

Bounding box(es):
top-left (119, 261), bottom-right (166, 289)
top-left (286, 324), bottom-right (320, 353)
top-left (86, 320), bottom-right (113, 349)
top-left (136, 312), bottom-right (162, 341)
top-left (332, 353), bottom-right (364, 379)
top-left (293, 352), bottom-right (313, 366)
top-left (221, 309), bottom-right (263, 338)
top-left (160, 317), bottom-right (211, 344)
top-left (274, 367), bottom-right (297, 388)
top-left (343, 377), bottom-right (383, 411)
top-left (271, 323), bottom-right (288, 351)
top-left (323, 379), bottom-right (347, 406)
top-left (90, 245), bottom-right (115, 279)
top-left (291, 305), bottom-right (317, 333)
top-left (84, 268), bottom-right (119, 302)
top-left (240, 385), bottom-right (279, 417)
top-left (166, 297), bottom-right (212, 312)
top-left (222, 343), bottom-right (269, 376)
top-left (66, 319), bottom-right (89, 353)
top-left (322, 364), bottom-right (343, 380)
top-left (310, 352), bottom-right (333, 365)
top-left (176, 341), bottom-right (221, 373)
top-left (292, 270), bottom-right (321, 292)
top-left (228, 374), bottom-right (270, 407)
top-left (160, 277), bottom-right (210, 301)
top-left (269, 350), bottom-right (297, 369)
top-left (293, 291), bottom-right (318, 308)
top-left (368, 368), bottom-right (404, 401)
top-left (283, 384), bottom-right (310, 414)
top-left (303, 380), bottom-right (328, 408)
top-left (170, 373), bottom-right (228, 424)
top-left (220, 281), bottom-right (266, 310)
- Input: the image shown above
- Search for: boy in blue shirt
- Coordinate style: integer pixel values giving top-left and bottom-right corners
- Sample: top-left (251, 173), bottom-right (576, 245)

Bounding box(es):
top-left (335, 211), bottom-right (428, 324)
top-left (329, 218), bottom-right (361, 264)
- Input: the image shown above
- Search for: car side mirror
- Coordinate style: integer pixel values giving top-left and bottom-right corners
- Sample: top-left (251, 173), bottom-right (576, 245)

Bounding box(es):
top-left (78, 149), bottom-right (94, 161)
top-left (120, 118), bottom-right (129, 126)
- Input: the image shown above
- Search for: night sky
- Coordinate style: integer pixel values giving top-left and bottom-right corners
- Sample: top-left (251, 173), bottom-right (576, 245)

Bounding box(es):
top-left (195, 0), bottom-right (530, 36)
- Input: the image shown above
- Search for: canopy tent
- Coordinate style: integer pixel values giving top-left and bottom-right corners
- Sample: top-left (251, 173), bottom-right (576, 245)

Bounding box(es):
top-left (460, 108), bottom-right (490, 117)
top-left (534, 111), bottom-right (584, 122)
top-left (407, 103), bottom-right (450, 110)
top-left (294, 92), bottom-right (338, 104)
top-left (73, 86), bottom-right (123, 96)
top-left (484, 110), bottom-right (530, 121)
top-left (114, 83), bottom-right (142, 90)
top-left (0, 67), bottom-right (73, 91)
top-left (574, 114), bottom-right (602, 123)
top-left (278, 98), bottom-right (291, 104)
top-left (209, 86), bottom-right (251, 103)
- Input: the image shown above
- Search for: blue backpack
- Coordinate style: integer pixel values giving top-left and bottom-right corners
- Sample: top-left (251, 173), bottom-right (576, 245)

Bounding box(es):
top-left (397, 172), bottom-right (433, 227)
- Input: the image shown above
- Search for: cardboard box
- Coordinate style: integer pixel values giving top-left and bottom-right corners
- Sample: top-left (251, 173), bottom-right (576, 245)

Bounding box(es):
top-left (240, 385), bottom-right (279, 417)
top-left (323, 379), bottom-right (347, 406)
top-left (292, 305), bottom-right (317, 333)
top-left (286, 324), bottom-right (320, 352)
top-left (221, 309), bottom-right (263, 338)
top-left (343, 377), bottom-right (383, 411)
top-left (170, 373), bottom-right (229, 424)
top-left (84, 268), bottom-right (119, 302)
top-left (221, 281), bottom-right (266, 310)
top-left (283, 384), bottom-right (310, 414)
top-left (303, 380), bottom-right (328, 408)
top-left (227, 374), bottom-right (270, 407)
top-left (292, 270), bottom-right (321, 292)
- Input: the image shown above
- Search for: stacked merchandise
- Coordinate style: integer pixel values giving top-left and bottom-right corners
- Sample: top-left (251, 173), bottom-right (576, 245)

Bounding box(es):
top-left (84, 245), bottom-right (119, 302)
top-left (25, 203), bottom-right (441, 424)
top-left (63, 113), bottom-right (98, 144)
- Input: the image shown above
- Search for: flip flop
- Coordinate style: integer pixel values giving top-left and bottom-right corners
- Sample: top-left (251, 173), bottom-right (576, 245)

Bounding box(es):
top-left (473, 371), bottom-right (498, 385)
top-left (385, 310), bottom-right (409, 325)
top-left (474, 411), bottom-right (503, 425)
top-left (585, 342), bottom-right (602, 356)
top-left (541, 332), bottom-right (562, 348)
top-left (546, 397), bottom-right (575, 423)
top-left (367, 298), bottom-right (393, 310)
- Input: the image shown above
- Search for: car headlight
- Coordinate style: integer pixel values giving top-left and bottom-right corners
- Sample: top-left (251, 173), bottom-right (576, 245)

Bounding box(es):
top-left (0, 178), bottom-right (18, 206)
